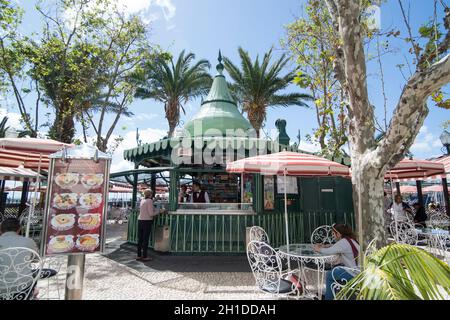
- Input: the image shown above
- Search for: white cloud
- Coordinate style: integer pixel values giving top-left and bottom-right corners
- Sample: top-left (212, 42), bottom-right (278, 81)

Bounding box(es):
top-left (410, 125), bottom-right (443, 154)
top-left (132, 113), bottom-right (159, 122)
top-left (64, 0), bottom-right (176, 29)
top-left (0, 108), bottom-right (23, 129)
top-left (154, 0), bottom-right (176, 20)
top-left (109, 127), bottom-right (166, 173)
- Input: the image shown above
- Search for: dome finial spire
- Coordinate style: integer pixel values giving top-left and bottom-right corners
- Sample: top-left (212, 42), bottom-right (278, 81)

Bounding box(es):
top-left (216, 49), bottom-right (224, 74)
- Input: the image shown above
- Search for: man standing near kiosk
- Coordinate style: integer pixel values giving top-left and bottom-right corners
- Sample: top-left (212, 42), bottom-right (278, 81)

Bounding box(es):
top-left (190, 181), bottom-right (210, 203)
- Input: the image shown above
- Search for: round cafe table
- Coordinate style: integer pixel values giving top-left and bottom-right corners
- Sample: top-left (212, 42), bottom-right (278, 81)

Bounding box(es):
top-left (278, 243), bottom-right (337, 300)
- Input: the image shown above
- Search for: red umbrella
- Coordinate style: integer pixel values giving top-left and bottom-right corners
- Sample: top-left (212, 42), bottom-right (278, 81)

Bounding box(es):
top-left (226, 151), bottom-right (350, 264)
top-left (422, 185), bottom-right (450, 193)
top-left (399, 185), bottom-right (418, 194)
top-left (226, 151), bottom-right (350, 176)
top-left (385, 159), bottom-right (445, 181)
top-left (0, 138), bottom-right (72, 170)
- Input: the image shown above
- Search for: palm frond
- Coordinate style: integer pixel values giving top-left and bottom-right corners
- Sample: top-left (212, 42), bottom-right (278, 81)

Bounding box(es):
top-left (337, 243), bottom-right (450, 300)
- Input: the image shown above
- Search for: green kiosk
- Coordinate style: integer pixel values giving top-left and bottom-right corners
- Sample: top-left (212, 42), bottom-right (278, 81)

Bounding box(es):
top-left (119, 54), bottom-right (355, 254)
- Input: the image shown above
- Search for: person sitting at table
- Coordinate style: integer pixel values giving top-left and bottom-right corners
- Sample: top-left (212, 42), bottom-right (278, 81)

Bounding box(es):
top-left (313, 223), bottom-right (360, 300)
top-left (0, 218), bottom-right (57, 299)
top-left (389, 194), bottom-right (413, 222)
top-left (412, 201), bottom-right (427, 227)
top-left (190, 181), bottom-right (210, 203)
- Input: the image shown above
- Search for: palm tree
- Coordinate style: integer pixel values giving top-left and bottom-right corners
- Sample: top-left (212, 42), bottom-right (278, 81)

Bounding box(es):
top-left (223, 47), bottom-right (313, 137)
top-left (337, 243), bottom-right (450, 300)
top-left (133, 50), bottom-right (212, 138)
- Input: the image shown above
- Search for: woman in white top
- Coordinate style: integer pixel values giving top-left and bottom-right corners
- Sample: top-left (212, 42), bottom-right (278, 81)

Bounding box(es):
top-left (313, 223), bottom-right (360, 300)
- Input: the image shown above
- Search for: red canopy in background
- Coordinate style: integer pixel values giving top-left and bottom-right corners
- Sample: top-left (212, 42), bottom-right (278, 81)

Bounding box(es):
top-left (422, 185), bottom-right (450, 193)
top-left (0, 138), bottom-right (72, 170)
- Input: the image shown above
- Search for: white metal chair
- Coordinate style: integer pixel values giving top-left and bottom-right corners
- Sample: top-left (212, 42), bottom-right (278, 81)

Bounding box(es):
top-left (249, 226), bottom-right (270, 244)
top-left (330, 266), bottom-right (360, 299)
top-left (310, 225), bottom-right (334, 244)
top-left (36, 256), bottom-right (65, 300)
top-left (330, 238), bottom-right (378, 299)
top-left (389, 221), bottom-right (419, 245)
top-left (428, 214), bottom-right (450, 229)
top-left (247, 241), bottom-right (301, 299)
top-left (0, 247), bottom-right (43, 300)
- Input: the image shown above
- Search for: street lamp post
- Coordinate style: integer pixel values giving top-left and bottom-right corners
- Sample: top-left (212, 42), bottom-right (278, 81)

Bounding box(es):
top-left (440, 130), bottom-right (450, 155)
top-left (439, 130), bottom-right (450, 216)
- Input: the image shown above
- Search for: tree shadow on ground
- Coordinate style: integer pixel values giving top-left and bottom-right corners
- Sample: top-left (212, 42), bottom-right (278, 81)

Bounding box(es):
top-left (103, 246), bottom-right (251, 273)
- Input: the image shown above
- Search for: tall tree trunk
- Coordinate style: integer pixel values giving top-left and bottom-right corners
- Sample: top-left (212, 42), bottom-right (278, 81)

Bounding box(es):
top-left (351, 159), bottom-right (387, 246)
top-left (50, 107), bottom-right (75, 143)
top-left (325, 0), bottom-right (450, 250)
top-left (166, 100), bottom-right (180, 138)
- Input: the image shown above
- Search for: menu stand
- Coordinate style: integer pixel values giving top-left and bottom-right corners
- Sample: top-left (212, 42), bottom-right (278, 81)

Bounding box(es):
top-left (65, 254), bottom-right (86, 300)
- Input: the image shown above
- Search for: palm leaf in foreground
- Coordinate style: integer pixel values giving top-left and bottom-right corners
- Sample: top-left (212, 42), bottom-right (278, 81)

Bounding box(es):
top-left (337, 243), bottom-right (450, 300)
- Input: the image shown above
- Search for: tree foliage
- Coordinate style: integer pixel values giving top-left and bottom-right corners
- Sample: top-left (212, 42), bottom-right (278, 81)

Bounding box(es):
top-left (284, 0), bottom-right (347, 157)
top-left (223, 47), bottom-right (312, 138)
top-left (337, 243), bottom-right (450, 300)
top-left (132, 50), bottom-right (212, 138)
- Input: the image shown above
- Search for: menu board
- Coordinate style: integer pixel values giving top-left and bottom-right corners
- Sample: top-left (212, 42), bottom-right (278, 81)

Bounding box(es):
top-left (42, 158), bottom-right (108, 256)
top-left (277, 176), bottom-right (298, 194)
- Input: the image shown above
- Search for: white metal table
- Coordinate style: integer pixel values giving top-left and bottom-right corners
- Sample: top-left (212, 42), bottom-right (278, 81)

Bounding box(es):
top-left (278, 243), bottom-right (336, 300)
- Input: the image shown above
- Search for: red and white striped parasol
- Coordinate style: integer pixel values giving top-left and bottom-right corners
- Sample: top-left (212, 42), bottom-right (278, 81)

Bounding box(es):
top-left (385, 159), bottom-right (445, 181)
top-left (226, 151), bottom-right (350, 177)
top-left (226, 151), bottom-right (350, 264)
top-left (0, 138), bottom-right (72, 170)
top-left (0, 166), bottom-right (44, 182)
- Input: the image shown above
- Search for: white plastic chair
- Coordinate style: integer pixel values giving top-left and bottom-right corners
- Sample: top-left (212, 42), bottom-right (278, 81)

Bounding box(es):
top-left (0, 247), bottom-right (43, 300)
top-left (310, 225), bottom-right (334, 244)
top-left (249, 226), bottom-right (270, 244)
top-left (247, 241), bottom-right (301, 299)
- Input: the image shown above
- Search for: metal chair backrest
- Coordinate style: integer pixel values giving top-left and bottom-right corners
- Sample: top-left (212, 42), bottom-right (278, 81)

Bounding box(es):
top-left (0, 247), bottom-right (43, 300)
top-left (429, 213), bottom-right (450, 229)
top-left (249, 226), bottom-right (270, 244)
top-left (330, 266), bottom-right (360, 299)
top-left (311, 225), bottom-right (334, 244)
top-left (246, 241), bottom-right (284, 294)
top-left (389, 221), bottom-right (418, 245)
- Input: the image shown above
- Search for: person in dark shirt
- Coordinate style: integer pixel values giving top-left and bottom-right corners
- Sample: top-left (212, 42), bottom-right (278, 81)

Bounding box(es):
top-left (412, 202), bottom-right (427, 227)
top-left (190, 181), bottom-right (210, 203)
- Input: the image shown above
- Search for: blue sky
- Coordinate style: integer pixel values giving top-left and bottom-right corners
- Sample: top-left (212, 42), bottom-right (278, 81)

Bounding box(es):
top-left (2, 0), bottom-right (449, 172)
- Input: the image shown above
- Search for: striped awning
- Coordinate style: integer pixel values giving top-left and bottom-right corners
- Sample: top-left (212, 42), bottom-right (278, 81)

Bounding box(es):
top-left (0, 166), bottom-right (44, 182)
top-left (0, 137), bottom-right (72, 170)
top-left (0, 148), bottom-right (50, 170)
top-left (226, 151), bottom-right (350, 176)
top-left (385, 159), bottom-right (445, 181)
top-left (435, 155), bottom-right (450, 178)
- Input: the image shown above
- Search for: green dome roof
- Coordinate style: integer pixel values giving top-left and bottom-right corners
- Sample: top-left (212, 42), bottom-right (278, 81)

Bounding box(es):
top-left (183, 52), bottom-right (253, 137)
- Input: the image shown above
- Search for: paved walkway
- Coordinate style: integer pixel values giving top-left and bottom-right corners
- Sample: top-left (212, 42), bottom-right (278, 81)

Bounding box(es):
top-left (37, 223), bottom-right (268, 300)
top-left (36, 223), bottom-right (449, 300)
